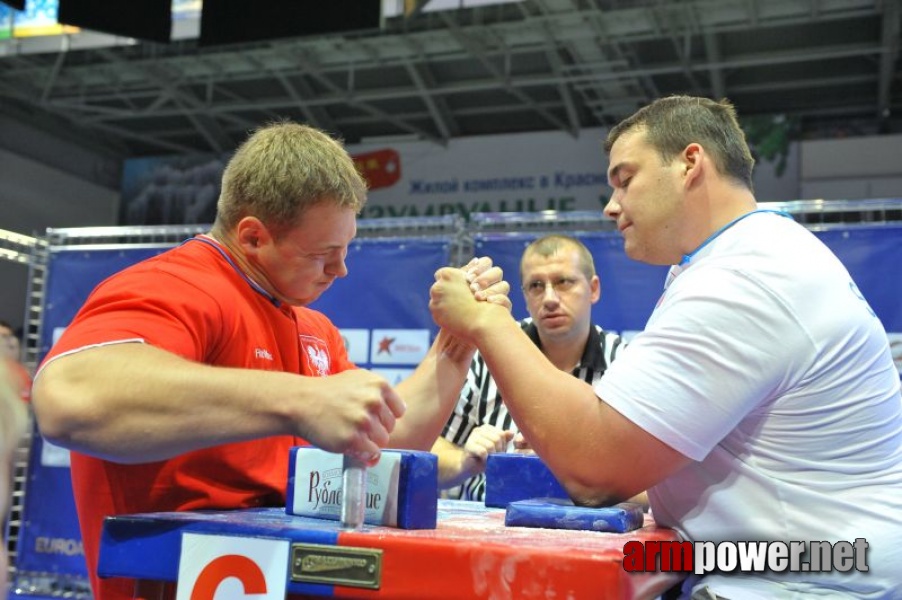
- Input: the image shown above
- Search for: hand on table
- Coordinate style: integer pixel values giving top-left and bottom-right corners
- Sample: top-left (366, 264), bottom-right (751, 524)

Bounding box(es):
top-left (460, 424), bottom-right (515, 476)
top-left (512, 432), bottom-right (536, 455)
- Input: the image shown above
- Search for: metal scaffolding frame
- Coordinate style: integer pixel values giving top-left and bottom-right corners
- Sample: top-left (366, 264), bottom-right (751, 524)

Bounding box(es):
top-left (1, 228), bottom-right (42, 596)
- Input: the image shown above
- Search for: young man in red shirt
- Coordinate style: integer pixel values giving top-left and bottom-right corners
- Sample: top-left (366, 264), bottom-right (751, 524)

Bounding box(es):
top-left (32, 122), bottom-right (508, 600)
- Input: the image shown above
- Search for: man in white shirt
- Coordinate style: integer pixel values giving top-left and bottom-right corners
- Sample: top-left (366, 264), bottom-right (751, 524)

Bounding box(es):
top-left (429, 95), bottom-right (902, 598)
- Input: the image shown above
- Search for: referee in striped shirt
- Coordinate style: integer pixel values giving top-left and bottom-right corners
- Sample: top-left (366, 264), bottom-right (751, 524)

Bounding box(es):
top-left (432, 235), bottom-right (625, 501)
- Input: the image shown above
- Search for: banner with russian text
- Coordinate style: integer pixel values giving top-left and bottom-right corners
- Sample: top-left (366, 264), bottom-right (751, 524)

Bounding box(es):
top-left (119, 129), bottom-right (799, 225)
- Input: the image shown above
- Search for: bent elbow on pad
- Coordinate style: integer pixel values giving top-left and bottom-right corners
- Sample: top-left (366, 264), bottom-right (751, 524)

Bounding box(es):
top-left (561, 475), bottom-right (640, 509)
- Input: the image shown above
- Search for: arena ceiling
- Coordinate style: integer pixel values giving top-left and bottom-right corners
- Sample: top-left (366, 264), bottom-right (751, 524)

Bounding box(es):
top-left (0, 0), bottom-right (900, 160)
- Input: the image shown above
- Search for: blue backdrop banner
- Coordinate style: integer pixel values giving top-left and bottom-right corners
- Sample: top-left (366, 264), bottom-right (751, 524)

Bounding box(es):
top-left (814, 225), bottom-right (902, 332)
top-left (14, 222), bottom-right (902, 594)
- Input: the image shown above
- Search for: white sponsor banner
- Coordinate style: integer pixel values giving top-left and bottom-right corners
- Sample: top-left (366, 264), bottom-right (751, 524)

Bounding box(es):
top-left (369, 329), bottom-right (430, 365)
top-left (119, 127), bottom-right (799, 226)
top-left (175, 533), bottom-right (289, 600)
top-left (348, 129), bottom-right (610, 220)
top-left (339, 328), bottom-right (370, 364)
top-left (347, 127), bottom-right (799, 220)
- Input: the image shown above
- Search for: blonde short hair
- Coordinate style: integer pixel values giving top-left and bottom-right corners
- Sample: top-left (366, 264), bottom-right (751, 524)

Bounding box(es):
top-left (215, 121), bottom-right (368, 236)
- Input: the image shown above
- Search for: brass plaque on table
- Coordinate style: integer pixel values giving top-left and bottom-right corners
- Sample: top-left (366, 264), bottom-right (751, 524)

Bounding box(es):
top-left (290, 543), bottom-right (382, 589)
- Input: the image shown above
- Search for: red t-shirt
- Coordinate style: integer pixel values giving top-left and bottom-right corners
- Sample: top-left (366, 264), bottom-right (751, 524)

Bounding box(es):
top-left (40, 236), bottom-right (354, 600)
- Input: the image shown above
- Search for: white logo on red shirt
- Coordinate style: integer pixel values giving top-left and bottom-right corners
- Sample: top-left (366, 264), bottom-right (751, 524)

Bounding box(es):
top-left (300, 335), bottom-right (331, 376)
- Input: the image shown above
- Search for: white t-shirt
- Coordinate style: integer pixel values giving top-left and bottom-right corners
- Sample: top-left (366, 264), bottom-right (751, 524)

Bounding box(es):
top-left (596, 211), bottom-right (902, 598)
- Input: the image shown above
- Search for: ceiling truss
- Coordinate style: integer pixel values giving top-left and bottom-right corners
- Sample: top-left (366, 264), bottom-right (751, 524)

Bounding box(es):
top-left (0, 0), bottom-right (898, 159)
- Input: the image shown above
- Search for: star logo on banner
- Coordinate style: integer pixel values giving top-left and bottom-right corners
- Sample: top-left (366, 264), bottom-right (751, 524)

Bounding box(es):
top-left (377, 337), bottom-right (395, 355)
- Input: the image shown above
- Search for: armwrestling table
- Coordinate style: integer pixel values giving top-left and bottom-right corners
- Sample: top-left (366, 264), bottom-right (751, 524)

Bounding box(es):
top-left (99, 499), bottom-right (684, 599)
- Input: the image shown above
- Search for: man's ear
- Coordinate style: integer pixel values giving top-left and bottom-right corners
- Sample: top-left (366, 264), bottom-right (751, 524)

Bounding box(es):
top-left (236, 216), bottom-right (271, 254)
top-left (682, 142), bottom-right (704, 186)
top-left (589, 274), bottom-right (601, 304)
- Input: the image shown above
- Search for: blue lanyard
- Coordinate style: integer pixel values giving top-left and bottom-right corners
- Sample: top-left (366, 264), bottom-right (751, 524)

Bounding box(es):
top-left (678, 209), bottom-right (793, 267)
top-left (183, 236), bottom-right (281, 307)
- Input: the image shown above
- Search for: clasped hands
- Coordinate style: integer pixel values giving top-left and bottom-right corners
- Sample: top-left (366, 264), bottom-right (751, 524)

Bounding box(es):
top-left (460, 256), bottom-right (511, 307)
top-left (430, 256), bottom-right (511, 344)
top-left (324, 257), bottom-right (510, 466)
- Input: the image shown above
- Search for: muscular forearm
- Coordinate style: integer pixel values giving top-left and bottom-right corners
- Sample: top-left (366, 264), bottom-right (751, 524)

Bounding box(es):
top-left (472, 316), bottom-right (581, 453)
top-left (32, 343), bottom-right (300, 463)
top-left (471, 316), bottom-right (648, 505)
top-left (391, 330), bottom-right (475, 450)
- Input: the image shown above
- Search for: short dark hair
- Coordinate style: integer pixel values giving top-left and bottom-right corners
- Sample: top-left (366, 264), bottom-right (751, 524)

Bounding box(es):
top-left (604, 95), bottom-right (755, 191)
top-left (520, 235), bottom-right (596, 283)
